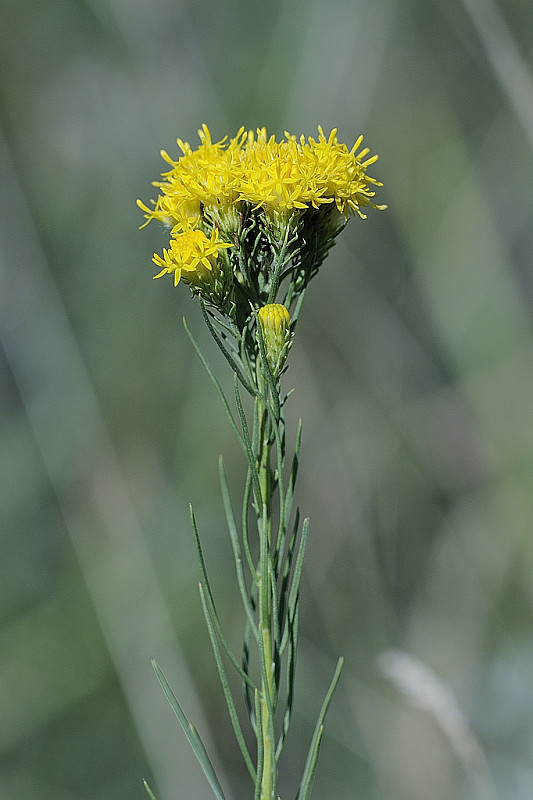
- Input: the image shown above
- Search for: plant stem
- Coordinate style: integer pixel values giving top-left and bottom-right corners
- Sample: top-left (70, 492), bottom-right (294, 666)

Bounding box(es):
top-left (256, 385), bottom-right (276, 800)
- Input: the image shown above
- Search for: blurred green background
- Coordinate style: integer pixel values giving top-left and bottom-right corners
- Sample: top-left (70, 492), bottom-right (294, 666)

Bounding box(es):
top-left (2, 0), bottom-right (533, 798)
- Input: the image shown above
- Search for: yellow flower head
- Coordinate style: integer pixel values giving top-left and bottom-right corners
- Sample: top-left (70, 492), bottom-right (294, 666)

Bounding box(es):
top-left (152, 226), bottom-right (232, 289)
top-left (139, 125), bottom-right (246, 230)
top-left (138, 124), bottom-right (384, 230)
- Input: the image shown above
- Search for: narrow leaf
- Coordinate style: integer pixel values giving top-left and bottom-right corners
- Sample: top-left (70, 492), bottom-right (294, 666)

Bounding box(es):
top-left (284, 419), bottom-right (302, 531)
top-left (275, 419), bottom-right (302, 578)
top-left (253, 689), bottom-right (264, 800)
top-left (142, 779), bottom-right (158, 800)
top-left (199, 583), bottom-right (257, 780)
top-left (199, 301), bottom-right (256, 396)
top-left (279, 507), bottom-right (300, 653)
top-left (242, 586), bottom-right (258, 730)
top-left (296, 657), bottom-right (344, 800)
top-left (234, 374), bottom-right (262, 508)
top-left (190, 502), bottom-right (258, 682)
top-left (217, 461), bottom-right (260, 644)
top-left (286, 517), bottom-right (309, 633)
top-left (183, 317), bottom-right (246, 453)
top-left (241, 468), bottom-right (256, 576)
top-left (255, 317), bottom-right (281, 420)
top-left (152, 659), bottom-right (226, 800)
top-left (277, 597), bottom-right (299, 759)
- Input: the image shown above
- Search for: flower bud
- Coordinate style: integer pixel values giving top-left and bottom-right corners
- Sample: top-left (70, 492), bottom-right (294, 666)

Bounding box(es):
top-left (257, 304), bottom-right (291, 377)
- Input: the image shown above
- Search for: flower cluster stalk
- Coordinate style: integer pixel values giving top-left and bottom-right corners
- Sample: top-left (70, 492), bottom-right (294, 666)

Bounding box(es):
top-left (139, 124), bottom-right (384, 800)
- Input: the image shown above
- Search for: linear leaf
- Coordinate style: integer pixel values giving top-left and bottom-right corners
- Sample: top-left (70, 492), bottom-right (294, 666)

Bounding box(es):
top-left (142, 779), bottom-right (158, 800)
top-left (296, 657), bottom-right (344, 800)
top-left (199, 301), bottom-right (256, 396)
top-left (190, 502), bottom-right (258, 683)
top-left (199, 583), bottom-right (256, 781)
top-left (152, 659), bottom-right (226, 800)
top-left (279, 507), bottom-right (300, 654)
top-left (279, 517), bottom-right (309, 655)
top-left (242, 585), bottom-right (258, 730)
top-left (277, 596), bottom-right (299, 759)
top-left (253, 689), bottom-right (264, 800)
top-left (234, 375), bottom-right (262, 508)
top-left (284, 419), bottom-right (302, 531)
top-left (255, 318), bottom-right (280, 420)
top-left (218, 460), bottom-right (260, 644)
top-left (183, 317), bottom-right (246, 453)
top-left (287, 518), bottom-right (309, 614)
top-left (241, 468), bottom-right (256, 576)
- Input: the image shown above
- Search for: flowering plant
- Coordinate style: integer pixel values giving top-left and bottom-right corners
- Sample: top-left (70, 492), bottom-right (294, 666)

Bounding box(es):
top-left (139, 125), bottom-right (384, 800)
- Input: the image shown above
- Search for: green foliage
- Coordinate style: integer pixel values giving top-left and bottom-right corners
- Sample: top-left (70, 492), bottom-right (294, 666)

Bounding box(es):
top-left (3, 1), bottom-right (533, 799)
top-left (160, 230), bottom-right (344, 799)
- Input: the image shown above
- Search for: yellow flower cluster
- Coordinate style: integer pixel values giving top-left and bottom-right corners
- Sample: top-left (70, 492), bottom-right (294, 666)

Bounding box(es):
top-left (139, 124), bottom-right (385, 310)
top-left (152, 227), bottom-right (231, 287)
top-left (138, 124), bottom-right (383, 230)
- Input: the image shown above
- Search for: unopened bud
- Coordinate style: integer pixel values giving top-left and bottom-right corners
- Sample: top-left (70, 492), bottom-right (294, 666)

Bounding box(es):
top-left (257, 304), bottom-right (291, 377)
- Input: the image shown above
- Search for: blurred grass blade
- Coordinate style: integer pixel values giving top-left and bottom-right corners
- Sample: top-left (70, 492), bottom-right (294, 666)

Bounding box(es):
top-left (296, 657), bottom-right (344, 800)
top-left (152, 659), bottom-right (227, 800)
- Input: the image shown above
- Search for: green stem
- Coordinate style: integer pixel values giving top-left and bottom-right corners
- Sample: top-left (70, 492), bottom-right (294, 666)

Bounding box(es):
top-left (259, 601), bottom-right (274, 800)
top-left (256, 384), bottom-right (276, 800)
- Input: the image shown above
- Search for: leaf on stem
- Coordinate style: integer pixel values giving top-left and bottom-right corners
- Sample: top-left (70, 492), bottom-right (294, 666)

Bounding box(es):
top-left (183, 316), bottom-right (247, 454)
top-left (253, 689), bottom-right (264, 800)
top-left (278, 507), bottom-right (300, 653)
top-left (242, 586), bottom-right (258, 731)
top-left (295, 657), bottom-right (344, 800)
top-left (199, 582), bottom-right (257, 781)
top-left (234, 374), bottom-right (263, 509)
top-left (276, 596), bottom-right (299, 760)
top-left (142, 779), bottom-right (158, 800)
top-left (284, 419), bottom-right (302, 531)
top-left (218, 460), bottom-right (260, 643)
top-left (199, 301), bottom-right (256, 397)
top-left (151, 659), bottom-right (227, 800)
top-left (285, 517), bottom-right (309, 649)
top-left (255, 317), bottom-right (281, 420)
top-left (190, 503), bottom-right (258, 681)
